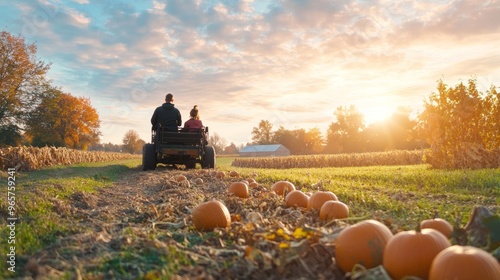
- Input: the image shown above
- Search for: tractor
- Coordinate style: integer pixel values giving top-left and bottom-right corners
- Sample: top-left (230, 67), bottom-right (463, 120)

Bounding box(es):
top-left (142, 126), bottom-right (215, 170)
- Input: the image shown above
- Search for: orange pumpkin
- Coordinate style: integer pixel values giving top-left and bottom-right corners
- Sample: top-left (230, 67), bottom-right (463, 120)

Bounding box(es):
top-left (215, 171), bottom-right (226, 179)
top-left (229, 170), bottom-right (239, 177)
top-left (335, 219), bottom-right (393, 273)
top-left (197, 169), bottom-right (209, 176)
top-left (307, 191), bottom-right (338, 210)
top-left (192, 200), bottom-right (231, 231)
top-left (284, 190), bottom-right (309, 208)
top-left (429, 245), bottom-right (500, 280)
top-left (228, 182), bottom-right (249, 198)
top-left (319, 200), bottom-right (349, 221)
top-left (383, 228), bottom-right (451, 280)
top-left (246, 178), bottom-right (256, 184)
top-left (248, 182), bottom-right (258, 188)
top-left (173, 175), bottom-right (187, 182)
top-left (420, 218), bottom-right (453, 238)
top-left (271, 181), bottom-right (295, 196)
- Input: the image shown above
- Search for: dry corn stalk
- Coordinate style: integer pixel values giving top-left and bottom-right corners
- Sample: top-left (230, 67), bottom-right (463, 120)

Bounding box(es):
top-left (232, 150), bottom-right (425, 169)
top-left (0, 146), bottom-right (140, 171)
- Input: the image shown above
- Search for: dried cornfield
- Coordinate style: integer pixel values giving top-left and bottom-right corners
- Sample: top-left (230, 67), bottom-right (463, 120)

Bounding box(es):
top-left (0, 146), bottom-right (140, 171)
top-left (232, 150), bottom-right (425, 169)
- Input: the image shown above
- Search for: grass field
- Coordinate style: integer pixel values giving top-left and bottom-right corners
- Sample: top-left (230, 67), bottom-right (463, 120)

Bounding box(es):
top-left (2, 160), bottom-right (141, 244)
top-left (0, 159), bottom-right (142, 276)
top-left (1, 157), bottom-right (499, 278)
top-left (219, 157), bottom-right (500, 228)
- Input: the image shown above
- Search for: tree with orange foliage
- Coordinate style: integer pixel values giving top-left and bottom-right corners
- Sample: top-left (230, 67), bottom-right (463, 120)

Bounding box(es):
top-left (418, 79), bottom-right (500, 169)
top-left (0, 31), bottom-right (50, 146)
top-left (26, 87), bottom-right (101, 150)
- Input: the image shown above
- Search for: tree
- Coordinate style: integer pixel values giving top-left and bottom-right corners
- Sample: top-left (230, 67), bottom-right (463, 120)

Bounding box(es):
top-left (364, 107), bottom-right (419, 151)
top-left (326, 105), bottom-right (365, 153)
top-left (89, 142), bottom-right (123, 152)
top-left (272, 126), bottom-right (324, 154)
top-left (273, 126), bottom-right (299, 153)
top-left (25, 87), bottom-right (101, 149)
top-left (304, 127), bottom-right (324, 154)
top-left (387, 107), bottom-right (418, 150)
top-left (209, 132), bottom-right (227, 154)
top-left (418, 79), bottom-right (500, 168)
top-left (251, 120), bottom-right (274, 144)
top-left (223, 142), bottom-right (239, 154)
top-left (122, 130), bottom-right (145, 154)
top-left (0, 31), bottom-right (50, 146)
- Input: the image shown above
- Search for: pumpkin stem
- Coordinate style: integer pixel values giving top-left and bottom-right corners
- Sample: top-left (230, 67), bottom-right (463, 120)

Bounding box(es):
top-left (415, 222), bottom-right (421, 233)
top-left (433, 210), bottom-right (439, 219)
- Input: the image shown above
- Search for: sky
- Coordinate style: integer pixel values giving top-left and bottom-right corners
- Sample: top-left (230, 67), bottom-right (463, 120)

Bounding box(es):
top-left (1, 0), bottom-right (500, 146)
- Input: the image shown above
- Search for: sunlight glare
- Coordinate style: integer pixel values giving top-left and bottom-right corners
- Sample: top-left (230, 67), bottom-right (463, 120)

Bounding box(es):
top-left (362, 105), bottom-right (395, 125)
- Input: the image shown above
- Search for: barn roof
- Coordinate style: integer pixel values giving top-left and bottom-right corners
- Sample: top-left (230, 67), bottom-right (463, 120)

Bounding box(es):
top-left (240, 144), bottom-right (284, 153)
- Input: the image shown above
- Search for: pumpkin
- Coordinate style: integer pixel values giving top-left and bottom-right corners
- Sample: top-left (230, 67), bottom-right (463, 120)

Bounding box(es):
top-left (420, 217), bottom-right (453, 238)
top-left (247, 178), bottom-right (256, 184)
top-left (383, 228), bottom-right (451, 280)
top-left (173, 175), bottom-right (187, 182)
top-left (429, 245), bottom-right (500, 280)
top-left (284, 190), bottom-right (309, 208)
top-left (197, 169), bottom-right (209, 175)
top-left (307, 191), bottom-right (338, 210)
top-left (335, 219), bottom-right (393, 273)
top-left (192, 200), bottom-right (231, 231)
top-left (194, 178), bottom-right (204, 185)
top-left (229, 170), bottom-right (239, 177)
top-left (248, 182), bottom-right (259, 188)
top-left (215, 171), bottom-right (226, 179)
top-left (271, 181), bottom-right (295, 196)
top-left (228, 182), bottom-right (249, 198)
top-left (319, 200), bottom-right (349, 221)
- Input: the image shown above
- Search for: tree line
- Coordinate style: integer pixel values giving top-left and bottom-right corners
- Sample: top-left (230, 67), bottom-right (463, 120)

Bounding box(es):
top-left (250, 79), bottom-right (500, 168)
top-left (250, 105), bottom-right (421, 155)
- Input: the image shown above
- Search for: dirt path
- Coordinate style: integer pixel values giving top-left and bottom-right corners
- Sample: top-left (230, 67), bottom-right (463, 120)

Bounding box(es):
top-left (22, 167), bottom-right (345, 279)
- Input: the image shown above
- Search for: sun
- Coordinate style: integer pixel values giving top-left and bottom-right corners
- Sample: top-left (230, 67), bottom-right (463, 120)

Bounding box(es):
top-left (362, 105), bottom-right (395, 125)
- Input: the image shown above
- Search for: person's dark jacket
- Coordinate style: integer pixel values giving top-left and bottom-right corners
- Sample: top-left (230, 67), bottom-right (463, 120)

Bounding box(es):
top-left (151, 103), bottom-right (182, 131)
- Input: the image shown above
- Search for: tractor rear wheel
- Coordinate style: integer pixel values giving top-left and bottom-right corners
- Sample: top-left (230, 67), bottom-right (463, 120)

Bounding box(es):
top-left (202, 145), bottom-right (215, 169)
top-left (142, 144), bottom-right (157, 171)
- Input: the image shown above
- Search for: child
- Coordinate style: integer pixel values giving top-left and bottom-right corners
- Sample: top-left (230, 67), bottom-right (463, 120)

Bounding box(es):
top-left (183, 105), bottom-right (204, 132)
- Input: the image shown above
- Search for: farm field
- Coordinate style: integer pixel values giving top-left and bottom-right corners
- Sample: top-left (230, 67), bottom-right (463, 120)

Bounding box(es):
top-left (0, 157), bottom-right (499, 279)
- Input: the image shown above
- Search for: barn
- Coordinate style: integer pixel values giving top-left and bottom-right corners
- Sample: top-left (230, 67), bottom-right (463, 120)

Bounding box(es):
top-left (239, 144), bottom-right (291, 157)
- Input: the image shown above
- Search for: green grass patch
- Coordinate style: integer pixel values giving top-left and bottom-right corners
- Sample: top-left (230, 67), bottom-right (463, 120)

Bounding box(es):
top-left (0, 159), bottom-right (141, 276)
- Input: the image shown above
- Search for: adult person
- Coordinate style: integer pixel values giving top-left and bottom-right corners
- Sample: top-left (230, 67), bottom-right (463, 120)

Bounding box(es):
top-left (151, 93), bottom-right (182, 131)
top-left (183, 105), bottom-right (204, 132)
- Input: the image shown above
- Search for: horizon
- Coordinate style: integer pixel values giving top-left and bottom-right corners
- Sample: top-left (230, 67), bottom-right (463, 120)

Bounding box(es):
top-left (1, 0), bottom-right (499, 146)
